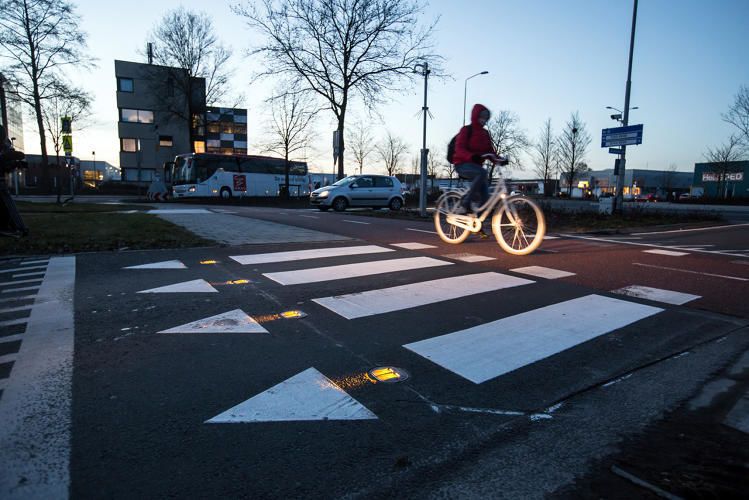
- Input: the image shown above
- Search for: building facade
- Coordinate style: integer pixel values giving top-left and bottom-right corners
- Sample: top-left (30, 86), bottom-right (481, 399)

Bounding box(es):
top-left (206, 107), bottom-right (247, 155)
top-left (692, 161), bottom-right (748, 199)
top-left (560, 168), bottom-right (692, 199)
top-left (115, 60), bottom-right (205, 184)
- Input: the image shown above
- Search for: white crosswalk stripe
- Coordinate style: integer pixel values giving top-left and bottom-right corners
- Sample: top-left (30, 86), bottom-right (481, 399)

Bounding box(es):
top-left (263, 256), bottom-right (452, 285)
top-left (612, 285), bottom-right (701, 305)
top-left (230, 245), bottom-right (393, 265)
top-left (510, 266), bottom-right (575, 280)
top-left (442, 253), bottom-right (495, 263)
top-left (313, 272), bottom-right (533, 319)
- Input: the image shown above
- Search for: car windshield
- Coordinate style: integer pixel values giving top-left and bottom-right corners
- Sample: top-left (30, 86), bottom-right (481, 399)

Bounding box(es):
top-left (331, 176), bottom-right (357, 187)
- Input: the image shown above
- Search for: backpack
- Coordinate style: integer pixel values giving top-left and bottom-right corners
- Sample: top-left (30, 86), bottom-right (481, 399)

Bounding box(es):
top-left (446, 125), bottom-right (473, 164)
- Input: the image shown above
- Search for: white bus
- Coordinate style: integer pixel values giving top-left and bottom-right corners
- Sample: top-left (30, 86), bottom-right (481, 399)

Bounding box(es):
top-left (170, 153), bottom-right (310, 199)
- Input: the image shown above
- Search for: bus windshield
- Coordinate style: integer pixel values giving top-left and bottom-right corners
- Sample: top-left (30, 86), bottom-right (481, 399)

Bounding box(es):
top-left (172, 156), bottom-right (191, 185)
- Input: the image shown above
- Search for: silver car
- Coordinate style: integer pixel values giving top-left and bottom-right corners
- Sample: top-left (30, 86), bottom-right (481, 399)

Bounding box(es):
top-left (310, 175), bottom-right (404, 212)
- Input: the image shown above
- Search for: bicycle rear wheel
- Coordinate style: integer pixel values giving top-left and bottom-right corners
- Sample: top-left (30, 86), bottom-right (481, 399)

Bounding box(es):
top-left (491, 196), bottom-right (545, 255)
top-left (434, 192), bottom-right (470, 244)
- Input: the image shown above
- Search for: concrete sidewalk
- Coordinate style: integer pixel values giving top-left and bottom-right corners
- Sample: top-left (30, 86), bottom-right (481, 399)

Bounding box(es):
top-left (153, 209), bottom-right (350, 245)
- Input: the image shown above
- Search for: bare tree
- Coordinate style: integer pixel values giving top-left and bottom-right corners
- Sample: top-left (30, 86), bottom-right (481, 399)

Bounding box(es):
top-left (442, 162), bottom-right (457, 184)
top-left (486, 110), bottom-right (530, 172)
top-left (426, 143), bottom-right (443, 190)
top-left (661, 163), bottom-right (679, 199)
top-left (40, 80), bottom-right (91, 202)
top-left (557, 112), bottom-right (592, 196)
top-left (532, 118), bottom-right (558, 196)
top-left (347, 119), bottom-right (375, 175)
top-left (0, 0), bottom-right (92, 188)
top-left (147, 7), bottom-right (236, 106)
top-left (375, 131), bottom-right (408, 176)
top-left (262, 91), bottom-right (318, 198)
top-left (234, 0), bottom-right (440, 179)
top-left (704, 134), bottom-right (745, 198)
top-left (723, 84), bottom-right (749, 148)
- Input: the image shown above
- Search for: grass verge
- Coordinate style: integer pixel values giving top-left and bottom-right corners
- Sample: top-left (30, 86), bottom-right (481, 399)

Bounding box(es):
top-left (1, 203), bottom-right (214, 255)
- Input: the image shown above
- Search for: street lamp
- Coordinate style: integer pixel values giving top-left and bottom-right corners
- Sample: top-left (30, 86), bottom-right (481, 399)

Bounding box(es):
top-left (463, 71), bottom-right (489, 125)
top-left (414, 61), bottom-right (431, 217)
top-left (92, 150), bottom-right (97, 188)
top-left (606, 105), bottom-right (638, 124)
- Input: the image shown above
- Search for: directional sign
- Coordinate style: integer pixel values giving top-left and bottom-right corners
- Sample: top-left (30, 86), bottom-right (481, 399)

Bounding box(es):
top-left (608, 148), bottom-right (623, 155)
top-left (601, 124), bottom-right (643, 148)
top-left (62, 135), bottom-right (73, 154)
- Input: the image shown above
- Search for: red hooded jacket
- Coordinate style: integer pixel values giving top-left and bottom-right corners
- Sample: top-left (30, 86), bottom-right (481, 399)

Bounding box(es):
top-left (452, 104), bottom-right (496, 165)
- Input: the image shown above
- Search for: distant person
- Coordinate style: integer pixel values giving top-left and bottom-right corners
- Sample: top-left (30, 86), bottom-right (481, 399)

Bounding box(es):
top-left (315, 181), bottom-right (321, 190)
top-left (452, 104), bottom-right (507, 214)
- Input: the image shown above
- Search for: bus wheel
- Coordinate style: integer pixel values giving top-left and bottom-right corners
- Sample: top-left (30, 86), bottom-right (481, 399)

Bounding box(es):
top-left (220, 187), bottom-right (232, 199)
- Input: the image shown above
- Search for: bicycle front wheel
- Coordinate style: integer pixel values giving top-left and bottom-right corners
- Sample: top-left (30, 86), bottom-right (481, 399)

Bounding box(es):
top-left (434, 192), bottom-right (470, 244)
top-left (491, 196), bottom-right (546, 255)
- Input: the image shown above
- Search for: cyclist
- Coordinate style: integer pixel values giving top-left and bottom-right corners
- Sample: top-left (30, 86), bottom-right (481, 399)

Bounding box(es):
top-left (452, 104), bottom-right (508, 214)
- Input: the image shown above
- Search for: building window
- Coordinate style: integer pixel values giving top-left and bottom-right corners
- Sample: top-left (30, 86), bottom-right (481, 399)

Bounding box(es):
top-left (117, 78), bottom-right (134, 92)
top-left (207, 123), bottom-right (220, 134)
top-left (207, 139), bottom-right (221, 148)
top-left (121, 138), bottom-right (139, 152)
top-left (193, 141), bottom-right (206, 153)
top-left (233, 123), bottom-right (247, 135)
top-left (120, 108), bottom-right (153, 124)
top-left (221, 123), bottom-right (234, 134)
top-left (159, 135), bottom-right (173, 147)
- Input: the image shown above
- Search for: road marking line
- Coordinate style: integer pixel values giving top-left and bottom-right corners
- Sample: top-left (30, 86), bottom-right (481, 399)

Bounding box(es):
top-left (0, 318), bottom-right (27, 328)
top-left (0, 265), bottom-right (46, 275)
top-left (0, 378), bottom-right (6, 391)
top-left (342, 219), bottom-right (370, 225)
top-left (632, 263), bottom-right (749, 282)
top-left (12, 271), bottom-right (46, 279)
top-left (148, 209), bottom-right (211, 214)
top-left (0, 334), bottom-right (22, 344)
top-left (403, 294), bottom-right (662, 384)
top-left (612, 285), bottom-right (701, 305)
top-left (123, 260), bottom-right (187, 270)
top-left (642, 249), bottom-right (689, 257)
top-left (442, 253), bottom-right (496, 263)
top-left (20, 259), bottom-right (49, 266)
top-left (390, 242), bottom-right (438, 250)
top-left (0, 256), bottom-right (75, 498)
top-left (0, 353), bottom-right (18, 364)
top-left (205, 367), bottom-right (377, 423)
top-left (231, 245), bottom-right (393, 265)
top-left (1, 286), bottom-right (41, 294)
top-left (0, 278), bottom-right (44, 287)
top-left (264, 256), bottom-right (452, 285)
top-left (299, 215), bottom-right (319, 219)
top-left (631, 222), bottom-right (749, 235)
top-left (543, 235), bottom-right (560, 240)
top-left (406, 228), bottom-right (438, 235)
top-left (136, 279), bottom-right (219, 294)
top-left (510, 266), bottom-right (576, 280)
top-left (313, 272), bottom-right (534, 319)
top-left (0, 305), bottom-right (32, 314)
top-left (159, 309), bottom-right (268, 334)
top-left (562, 234), bottom-right (749, 259)
top-left (0, 295), bottom-right (36, 304)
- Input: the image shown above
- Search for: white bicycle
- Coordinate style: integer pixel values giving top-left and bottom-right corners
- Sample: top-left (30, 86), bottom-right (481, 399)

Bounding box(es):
top-left (434, 160), bottom-right (546, 255)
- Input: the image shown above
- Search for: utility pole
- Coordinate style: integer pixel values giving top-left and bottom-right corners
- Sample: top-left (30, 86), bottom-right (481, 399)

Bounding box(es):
top-left (614, 0), bottom-right (638, 214)
top-left (414, 62), bottom-right (431, 217)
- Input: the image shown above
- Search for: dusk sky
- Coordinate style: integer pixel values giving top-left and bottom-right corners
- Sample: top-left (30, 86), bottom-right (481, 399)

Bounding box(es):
top-left (17, 0), bottom-right (749, 178)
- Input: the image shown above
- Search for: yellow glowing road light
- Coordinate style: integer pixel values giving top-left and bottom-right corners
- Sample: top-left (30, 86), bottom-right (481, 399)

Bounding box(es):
top-left (200, 260), bottom-right (218, 265)
top-left (225, 279), bottom-right (250, 285)
top-left (368, 366), bottom-right (409, 384)
top-left (280, 310), bottom-right (307, 319)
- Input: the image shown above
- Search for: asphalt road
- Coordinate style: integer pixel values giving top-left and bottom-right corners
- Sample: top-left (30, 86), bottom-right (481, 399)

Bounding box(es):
top-left (1, 205), bottom-right (747, 498)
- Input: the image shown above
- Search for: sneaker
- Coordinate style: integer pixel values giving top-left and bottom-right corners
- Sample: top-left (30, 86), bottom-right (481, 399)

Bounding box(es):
top-left (478, 229), bottom-right (489, 239)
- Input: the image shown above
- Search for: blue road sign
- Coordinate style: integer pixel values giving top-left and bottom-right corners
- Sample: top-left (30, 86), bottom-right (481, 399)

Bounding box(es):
top-left (601, 124), bottom-right (643, 148)
top-left (608, 148), bottom-right (623, 155)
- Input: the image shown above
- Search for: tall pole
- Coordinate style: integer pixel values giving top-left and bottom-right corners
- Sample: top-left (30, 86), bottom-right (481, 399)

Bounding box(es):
top-left (417, 62), bottom-right (430, 217)
top-left (463, 71), bottom-right (488, 126)
top-left (614, 0), bottom-right (638, 213)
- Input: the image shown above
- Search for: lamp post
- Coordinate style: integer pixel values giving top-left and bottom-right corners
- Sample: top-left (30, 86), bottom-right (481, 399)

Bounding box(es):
top-left (606, 106), bottom-right (638, 199)
top-left (414, 61), bottom-right (431, 217)
top-left (606, 105), bottom-right (638, 124)
top-left (10, 137), bottom-right (18, 195)
top-left (92, 150), bottom-right (96, 188)
top-left (463, 71), bottom-right (489, 126)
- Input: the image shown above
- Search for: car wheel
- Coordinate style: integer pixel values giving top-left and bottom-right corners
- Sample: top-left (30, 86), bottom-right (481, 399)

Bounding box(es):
top-left (389, 197), bottom-right (403, 211)
top-left (332, 197), bottom-right (348, 212)
top-left (220, 187), bottom-right (232, 199)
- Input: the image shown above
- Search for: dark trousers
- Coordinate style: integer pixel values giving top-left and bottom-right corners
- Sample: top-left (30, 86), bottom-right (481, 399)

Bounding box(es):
top-left (455, 163), bottom-right (488, 209)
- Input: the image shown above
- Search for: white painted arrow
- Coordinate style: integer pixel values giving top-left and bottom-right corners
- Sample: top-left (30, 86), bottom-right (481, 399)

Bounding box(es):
top-left (136, 279), bottom-right (218, 294)
top-left (159, 309), bottom-right (268, 334)
top-left (124, 260), bottom-right (187, 270)
top-left (206, 367), bottom-right (378, 423)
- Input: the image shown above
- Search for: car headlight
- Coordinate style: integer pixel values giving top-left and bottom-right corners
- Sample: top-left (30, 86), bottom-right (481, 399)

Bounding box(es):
top-left (188, 186), bottom-right (196, 193)
top-left (318, 190), bottom-right (329, 198)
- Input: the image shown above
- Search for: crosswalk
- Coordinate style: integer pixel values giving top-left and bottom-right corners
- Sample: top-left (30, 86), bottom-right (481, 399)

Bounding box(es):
top-left (122, 242), bottom-right (709, 424)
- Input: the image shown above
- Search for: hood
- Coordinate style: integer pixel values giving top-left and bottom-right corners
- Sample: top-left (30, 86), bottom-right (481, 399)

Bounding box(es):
top-left (470, 104), bottom-right (490, 126)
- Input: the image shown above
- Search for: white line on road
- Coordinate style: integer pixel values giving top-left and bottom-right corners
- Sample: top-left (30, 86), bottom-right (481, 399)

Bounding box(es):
top-left (390, 242), bottom-right (438, 250)
top-left (1, 286), bottom-right (41, 294)
top-left (562, 234), bottom-right (749, 259)
top-left (632, 263), bottom-right (748, 282)
top-left (0, 353), bottom-right (18, 364)
top-left (0, 278), bottom-right (44, 287)
top-left (0, 257), bottom-right (75, 499)
top-left (313, 272), bottom-right (533, 319)
top-left (0, 378), bottom-right (6, 391)
top-left (0, 265), bottom-right (46, 275)
top-left (406, 228), bottom-right (438, 235)
top-left (342, 219), bottom-right (370, 225)
top-left (231, 245), bottom-right (393, 265)
top-left (299, 215), bottom-right (319, 219)
top-left (442, 253), bottom-right (496, 263)
top-left (643, 249), bottom-right (689, 257)
top-left (510, 266), bottom-right (576, 280)
top-left (0, 305), bottom-right (32, 314)
top-left (0, 334), bottom-right (22, 344)
top-left (20, 259), bottom-right (49, 266)
top-left (12, 271), bottom-right (46, 279)
top-left (0, 295), bottom-right (36, 304)
top-left (264, 256), bottom-right (452, 285)
top-left (631, 222), bottom-right (749, 235)
top-left (0, 318), bottom-right (27, 328)
top-left (403, 294), bottom-right (662, 384)
top-left (612, 285), bottom-right (701, 305)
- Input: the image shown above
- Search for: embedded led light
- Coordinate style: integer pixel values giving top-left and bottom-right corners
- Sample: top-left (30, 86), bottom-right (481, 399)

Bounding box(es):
top-left (368, 366), bottom-right (409, 384)
top-left (200, 260), bottom-right (218, 265)
top-left (280, 310), bottom-right (307, 319)
top-left (225, 279), bottom-right (250, 285)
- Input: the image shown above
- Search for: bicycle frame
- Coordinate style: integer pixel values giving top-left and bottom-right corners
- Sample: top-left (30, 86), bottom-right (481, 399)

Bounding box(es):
top-left (443, 163), bottom-right (517, 232)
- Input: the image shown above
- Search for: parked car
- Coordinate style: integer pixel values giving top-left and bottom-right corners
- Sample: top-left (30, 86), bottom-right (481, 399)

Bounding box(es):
top-left (634, 193), bottom-right (657, 202)
top-left (678, 193), bottom-right (693, 201)
top-left (309, 174), bottom-right (405, 212)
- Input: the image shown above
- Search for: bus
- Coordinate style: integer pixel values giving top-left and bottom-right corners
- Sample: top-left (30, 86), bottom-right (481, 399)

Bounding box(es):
top-left (169, 153), bottom-right (310, 199)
